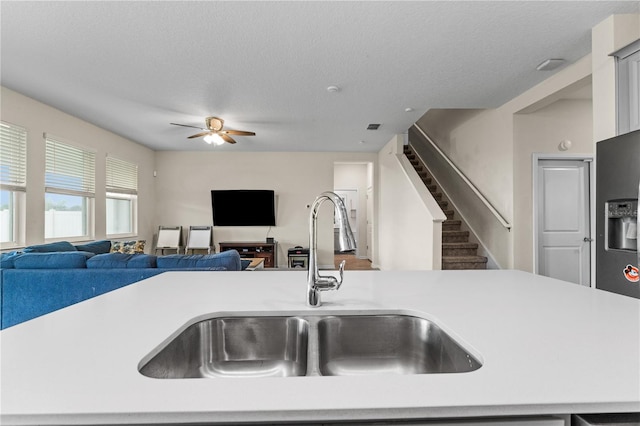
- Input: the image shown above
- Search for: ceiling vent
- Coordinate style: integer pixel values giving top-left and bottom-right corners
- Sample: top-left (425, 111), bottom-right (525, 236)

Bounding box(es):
top-left (367, 124), bottom-right (381, 130)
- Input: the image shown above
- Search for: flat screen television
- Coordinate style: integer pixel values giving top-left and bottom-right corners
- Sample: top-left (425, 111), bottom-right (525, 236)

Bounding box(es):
top-left (211, 190), bottom-right (276, 226)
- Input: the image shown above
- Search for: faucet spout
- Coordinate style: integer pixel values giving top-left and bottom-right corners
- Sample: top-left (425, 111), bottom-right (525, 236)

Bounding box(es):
top-left (307, 191), bottom-right (356, 307)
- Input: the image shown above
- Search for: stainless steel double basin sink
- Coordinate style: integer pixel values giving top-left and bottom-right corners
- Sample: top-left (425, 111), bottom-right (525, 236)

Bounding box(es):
top-left (138, 313), bottom-right (482, 379)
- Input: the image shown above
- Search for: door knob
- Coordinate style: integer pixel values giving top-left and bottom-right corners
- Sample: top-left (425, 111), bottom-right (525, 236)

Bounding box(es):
top-left (584, 237), bottom-right (593, 242)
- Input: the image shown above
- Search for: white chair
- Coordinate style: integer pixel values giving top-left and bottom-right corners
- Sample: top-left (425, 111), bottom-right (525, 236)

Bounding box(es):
top-left (185, 225), bottom-right (214, 254)
top-left (155, 226), bottom-right (182, 254)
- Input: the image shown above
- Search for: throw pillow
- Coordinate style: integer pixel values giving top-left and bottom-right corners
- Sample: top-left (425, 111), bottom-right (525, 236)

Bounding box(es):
top-left (111, 240), bottom-right (145, 254)
top-left (156, 250), bottom-right (241, 270)
top-left (23, 241), bottom-right (77, 253)
top-left (74, 240), bottom-right (112, 254)
top-left (14, 251), bottom-right (94, 269)
top-left (87, 253), bottom-right (157, 269)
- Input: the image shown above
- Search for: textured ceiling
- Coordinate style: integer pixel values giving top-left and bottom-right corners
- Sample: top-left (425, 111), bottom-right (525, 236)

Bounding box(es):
top-left (1, 1), bottom-right (638, 152)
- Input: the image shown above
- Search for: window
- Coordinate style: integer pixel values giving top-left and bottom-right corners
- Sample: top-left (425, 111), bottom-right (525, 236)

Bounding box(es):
top-left (45, 135), bottom-right (95, 239)
top-left (106, 156), bottom-right (137, 236)
top-left (0, 121), bottom-right (27, 246)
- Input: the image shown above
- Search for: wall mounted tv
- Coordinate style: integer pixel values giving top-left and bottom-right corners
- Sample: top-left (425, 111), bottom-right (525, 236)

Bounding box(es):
top-left (211, 190), bottom-right (276, 226)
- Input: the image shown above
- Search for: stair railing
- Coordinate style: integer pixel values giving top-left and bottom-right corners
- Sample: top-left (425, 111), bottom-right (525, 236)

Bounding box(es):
top-left (412, 124), bottom-right (512, 230)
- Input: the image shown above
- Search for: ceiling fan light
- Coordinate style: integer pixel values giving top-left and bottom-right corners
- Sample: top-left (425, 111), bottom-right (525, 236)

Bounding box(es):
top-left (204, 133), bottom-right (225, 146)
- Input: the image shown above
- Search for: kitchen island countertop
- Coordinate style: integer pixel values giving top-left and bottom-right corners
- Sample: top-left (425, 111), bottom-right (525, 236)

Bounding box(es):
top-left (1, 269), bottom-right (639, 425)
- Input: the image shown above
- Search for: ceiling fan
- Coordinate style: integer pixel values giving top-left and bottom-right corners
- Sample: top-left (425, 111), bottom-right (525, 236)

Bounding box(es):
top-left (170, 117), bottom-right (255, 145)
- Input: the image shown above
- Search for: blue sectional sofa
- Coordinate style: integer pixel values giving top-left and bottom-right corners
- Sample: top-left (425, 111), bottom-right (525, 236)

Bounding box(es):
top-left (0, 241), bottom-right (242, 329)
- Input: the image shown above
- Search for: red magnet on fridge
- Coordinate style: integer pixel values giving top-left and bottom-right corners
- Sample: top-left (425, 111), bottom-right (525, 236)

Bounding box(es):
top-left (623, 264), bottom-right (639, 283)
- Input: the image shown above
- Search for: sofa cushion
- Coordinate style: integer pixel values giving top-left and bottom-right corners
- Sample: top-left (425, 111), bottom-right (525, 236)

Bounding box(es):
top-left (23, 241), bottom-right (77, 253)
top-left (74, 240), bottom-right (112, 255)
top-left (14, 251), bottom-right (94, 269)
top-left (111, 240), bottom-right (146, 254)
top-left (0, 251), bottom-right (21, 269)
top-left (156, 250), bottom-right (241, 271)
top-left (87, 253), bottom-right (157, 269)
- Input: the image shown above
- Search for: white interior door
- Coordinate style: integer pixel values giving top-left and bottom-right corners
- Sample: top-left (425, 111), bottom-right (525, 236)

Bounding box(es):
top-left (536, 159), bottom-right (591, 286)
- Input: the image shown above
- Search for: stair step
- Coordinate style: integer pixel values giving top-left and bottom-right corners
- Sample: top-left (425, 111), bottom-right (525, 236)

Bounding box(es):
top-left (442, 255), bottom-right (488, 270)
top-left (443, 210), bottom-right (455, 219)
top-left (406, 153), bottom-right (415, 160)
top-left (417, 171), bottom-right (427, 179)
top-left (423, 177), bottom-right (432, 185)
top-left (442, 242), bottom-right (479, 256)
top-left (432, 192), bottom-right (443, 201)
top-left (442, 230), bottom-right (469, 243)
top-left (438, 200), bottom-right (449, 209)
top-left (442, 220), bottom-right (461, 231)
top-left (426, 184), bottom-right (437, 193)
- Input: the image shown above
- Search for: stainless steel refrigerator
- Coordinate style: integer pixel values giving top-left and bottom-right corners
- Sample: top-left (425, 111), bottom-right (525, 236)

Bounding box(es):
top-left (596, 129), bottom-right (640, 298)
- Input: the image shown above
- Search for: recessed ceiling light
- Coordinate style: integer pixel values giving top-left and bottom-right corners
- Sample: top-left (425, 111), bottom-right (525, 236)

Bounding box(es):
top-left (536, 59), bottom-right (565, 71)
top-left (405, 107), bottom-right (414, 112)
top-left (327, 85), bottom-right (340, 93)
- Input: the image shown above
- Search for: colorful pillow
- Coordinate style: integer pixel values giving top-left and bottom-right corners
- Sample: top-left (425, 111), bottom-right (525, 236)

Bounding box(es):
top-left (87, 253), bottom-right (157, 269)
top-left (14, 251), bottom-right (94, 269)
top-left (110, 240), bottom-right (145, 254)
top-left (23, 241), bottom-right (77, 253)
top-left (74, 240), bottom-right (112, 255)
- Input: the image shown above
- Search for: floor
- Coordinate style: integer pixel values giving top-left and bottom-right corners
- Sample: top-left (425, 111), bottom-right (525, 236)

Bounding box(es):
top-left (334, 253), bottom-right (377, 270)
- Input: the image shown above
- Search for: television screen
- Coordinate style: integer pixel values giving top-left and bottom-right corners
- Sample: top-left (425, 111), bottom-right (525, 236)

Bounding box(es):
top-left (211, 190), bottom-right (276, 226)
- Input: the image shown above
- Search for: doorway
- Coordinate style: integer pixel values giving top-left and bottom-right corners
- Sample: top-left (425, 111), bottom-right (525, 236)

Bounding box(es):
top-left (334, 162), bottom-right (374, 265)
top-left (533, 156), bottom-right (594, 286)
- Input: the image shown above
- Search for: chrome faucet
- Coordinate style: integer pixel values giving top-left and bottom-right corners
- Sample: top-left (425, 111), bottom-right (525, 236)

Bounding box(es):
top-left (307, 191), bottom-right (357, 307)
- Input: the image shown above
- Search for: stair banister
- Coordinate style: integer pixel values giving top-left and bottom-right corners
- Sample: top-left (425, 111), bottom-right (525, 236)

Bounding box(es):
top-left (412, 124), bottom-right (512, 231)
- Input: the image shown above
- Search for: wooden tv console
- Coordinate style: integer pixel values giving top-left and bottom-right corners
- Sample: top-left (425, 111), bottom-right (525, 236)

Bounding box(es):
top-left (218, 241), bottom-right (277, 268)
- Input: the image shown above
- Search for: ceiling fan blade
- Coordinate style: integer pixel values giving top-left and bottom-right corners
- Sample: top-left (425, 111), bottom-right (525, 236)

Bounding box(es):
top-left (222, 130), bottom-right (256, 136)
top-left (187, 131), bottom-right (211, 139)
top-left (170, 122), bottom-right (206, 130)
top-left (219, 133), bottom-right (237, 144)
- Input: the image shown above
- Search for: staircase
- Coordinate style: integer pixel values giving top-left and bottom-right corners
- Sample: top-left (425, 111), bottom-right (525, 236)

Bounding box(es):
top-left (404, 145), bottom-right (488, 270)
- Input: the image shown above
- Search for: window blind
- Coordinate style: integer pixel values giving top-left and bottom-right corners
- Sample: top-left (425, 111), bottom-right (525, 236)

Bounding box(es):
top-left (0, 121), bottom-right (27, 190)
top-left (45, 136), bottom-right (95, 195)
top-left (106, 156), bottom-right (138, 195)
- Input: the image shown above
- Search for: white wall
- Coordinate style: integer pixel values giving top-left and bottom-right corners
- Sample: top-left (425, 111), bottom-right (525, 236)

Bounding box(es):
top-left (415, 54), bottom-right (593, 269)
top-left (154, 151), bottom-right (376, 268)
top-left (0, 86), bottom-right (156, 248)
top-left (417, 108), bottom-right (514, 222)
top-left (513, 98), bottom-right (594, 272)
top-left (377, 136), bottom-right (444, 270)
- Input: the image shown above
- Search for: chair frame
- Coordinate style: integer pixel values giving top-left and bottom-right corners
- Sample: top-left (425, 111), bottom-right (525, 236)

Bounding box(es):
top-left (155, 225), bottom-right (182, 255)
top-left (185, 225), bottom-right (214, 254)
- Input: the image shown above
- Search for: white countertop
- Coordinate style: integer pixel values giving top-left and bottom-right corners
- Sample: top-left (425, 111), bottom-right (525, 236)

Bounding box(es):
top-left (1, 270), bottom-right (639, 425)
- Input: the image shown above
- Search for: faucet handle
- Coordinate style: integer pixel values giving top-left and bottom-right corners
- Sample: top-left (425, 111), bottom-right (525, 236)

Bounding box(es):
top-left (336, 259), bottom-right (346, 289)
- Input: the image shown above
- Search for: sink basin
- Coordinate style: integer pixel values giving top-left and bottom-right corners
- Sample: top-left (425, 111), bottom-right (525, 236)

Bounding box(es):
top-left (139, 316), bottom-right (309, 378)
top-left (139, 313), bottom-right (481, 378)
top-left (317, 315), bottom-right (481, 376)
